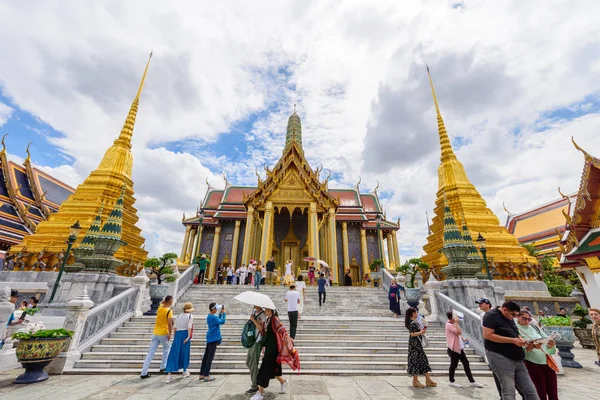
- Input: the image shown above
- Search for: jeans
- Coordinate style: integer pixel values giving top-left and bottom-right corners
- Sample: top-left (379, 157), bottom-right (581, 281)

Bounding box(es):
top-left (226, 276), bottom-right (232, 284)
top-left (448, 349), bottom-right (474, 383)
top-left (255, 272), bottom-right (262, 290)
top-left (288, 311), bottom-right (298, 339)
top-left (200, 341), bottom-right (219, 377)
top-left (197, 269), bottom-right (205, 284)
top-left (319, 291), bottom-right (326, 306)
top-left (486, 351), bottom-right (540, 400)
top-left (141, 334), bottom-right (170, 376)
top-left (246, 340), bottom-right (263, 389)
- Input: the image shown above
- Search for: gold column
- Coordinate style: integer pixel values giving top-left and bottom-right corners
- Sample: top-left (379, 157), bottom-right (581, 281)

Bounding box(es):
top-left (259, 202), bottom-right (274, 263)
top-left (360, 228), bottom-right (368, 275)
top-left (342, 222), bottom-right (350, 270)
top-left (309, 202), bottom-right (320, 259)
top-left (378, 228), bottom-right (387, 268)
top-left (230, 220), bottom-right (241, 268)
top-left (209, 225), bottom-right (221, 280)
top-left (328, 208), bottom-right (338, 284)
top-left (387, 233), bottom-right (395, 268)
top-left (193, 225), bottom-right (204, 260)
top-left (392, 230), bottom-right (400, 266)
top-left (186, 227), bottom-right (197, 262)
top-left (241, 206), bottom-right (254, 265)
top-left (180, 225), bottom-right (191, 260)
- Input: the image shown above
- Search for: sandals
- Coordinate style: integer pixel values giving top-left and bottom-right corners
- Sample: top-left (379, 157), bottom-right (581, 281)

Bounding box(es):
top-left (203, 377), bottom-right (216, 382)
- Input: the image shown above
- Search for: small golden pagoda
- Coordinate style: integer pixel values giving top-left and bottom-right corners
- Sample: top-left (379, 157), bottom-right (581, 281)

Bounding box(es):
top-left (422, 68), bottom-right (538, 279)
top-left (9, 54), bottom-right (152, 272)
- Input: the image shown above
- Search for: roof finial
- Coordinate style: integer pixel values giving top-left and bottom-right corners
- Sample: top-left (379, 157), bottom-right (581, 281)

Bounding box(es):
top-left (1, 133), bottom-right (7, 155)
top-left (426, 211), bottom-right (431, 234)
top-left (427, 66), bottom-right (456, 162)
top-left (558, 187), bottom-right (571, 205)
top-left (293, 103), bottom-right (296, 114)
top-left (116, 52), bottom-right (153, 150)
top-left (25, 141), bottom-right (33, 163)
top-left (571, 136), bottom-right (592, 159)
top-left (502, 202), bottom-right (511, 215)
top-left (373, 180), bottom-right (380, 194)
top-left (356, 176), bottom-right (361, 190)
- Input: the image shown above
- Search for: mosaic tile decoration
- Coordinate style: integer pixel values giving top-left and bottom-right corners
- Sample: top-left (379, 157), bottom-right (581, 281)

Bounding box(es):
top-left (236, 221), bottom-right (246, 266)
top-left (217, 221), bottom-right (235, 264)
top-left (347, 224), bottom-right (363, 270)
top-left (199, 227), bottom-right (215, 256)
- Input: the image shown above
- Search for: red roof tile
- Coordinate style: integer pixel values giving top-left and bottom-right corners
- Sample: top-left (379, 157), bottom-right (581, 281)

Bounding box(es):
top-left (204, 190), bottom-right (224, 208)
top-left (360, 194), bottom-right (380, 213)
top-left (222, 186), bottom-right (256, 204)
top-left (329, 189), bottom-right (360, 207)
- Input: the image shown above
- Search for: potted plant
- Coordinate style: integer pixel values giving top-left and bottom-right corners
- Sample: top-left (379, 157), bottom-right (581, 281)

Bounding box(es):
top-left (398, 258), bottom-right (428, 307)
top-left (539, 316), bottom-right (581, 368)
top-left (369, 258), bottom-right (383, 287)
top-left (11, 323), bottom-right (74, 384)
top-left (144, 252), bottom-right (177, 315)
top-left (571, 305), bottom-right (594, 349)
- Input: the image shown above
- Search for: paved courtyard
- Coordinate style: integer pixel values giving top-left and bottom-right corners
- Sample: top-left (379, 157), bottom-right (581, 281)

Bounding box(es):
top-left (0, 348), bottom-right (599, 399)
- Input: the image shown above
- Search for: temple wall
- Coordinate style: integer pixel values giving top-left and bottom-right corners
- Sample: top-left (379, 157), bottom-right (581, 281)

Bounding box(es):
top-left (217, 221), bottom-right (235, 265)
top-left (366, 231), bottom-right (380, 263)
top-left (199, 227), bottom-right (214, 257)
top-left (236, 221), bottom-right (246, 267)
top-left (336, 223), bottom-right (344, 277)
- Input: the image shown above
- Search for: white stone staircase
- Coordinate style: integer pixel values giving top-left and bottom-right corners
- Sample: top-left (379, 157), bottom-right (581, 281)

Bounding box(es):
top-left (68, 284), bottom-right (491, 375)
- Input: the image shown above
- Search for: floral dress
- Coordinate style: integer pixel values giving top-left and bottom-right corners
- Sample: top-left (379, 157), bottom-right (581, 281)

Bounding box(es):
top-left (407, 320), bottom-right (431, 376)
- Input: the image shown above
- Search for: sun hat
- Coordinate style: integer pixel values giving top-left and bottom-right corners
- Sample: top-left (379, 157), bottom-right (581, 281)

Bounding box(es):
top-left (183, 302), bottom-right (195, 312)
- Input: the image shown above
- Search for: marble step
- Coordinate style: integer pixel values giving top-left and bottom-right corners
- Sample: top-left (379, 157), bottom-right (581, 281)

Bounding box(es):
top-left (115, 327), bottom-right (445, 334)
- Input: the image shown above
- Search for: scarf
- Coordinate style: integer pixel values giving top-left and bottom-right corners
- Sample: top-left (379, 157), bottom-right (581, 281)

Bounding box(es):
top-left (272, 316), bottom-right (301, 371)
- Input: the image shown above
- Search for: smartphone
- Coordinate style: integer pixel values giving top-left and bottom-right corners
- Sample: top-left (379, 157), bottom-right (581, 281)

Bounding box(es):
top-left (423, 326), bottom-right (428, 330)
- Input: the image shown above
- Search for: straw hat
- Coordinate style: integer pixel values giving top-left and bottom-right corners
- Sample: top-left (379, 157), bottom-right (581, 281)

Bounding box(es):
top-left (182, 302), bottom-right (195, 312)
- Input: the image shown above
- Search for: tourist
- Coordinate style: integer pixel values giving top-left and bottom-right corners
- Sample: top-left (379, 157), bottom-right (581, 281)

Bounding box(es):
top-left (140, 295), bottom-right (173, 379)
top-left (521, 306), bottom-right (540, 327)
top-left (475, 297), bottom-right (492, 314)
top-left (199, 302), bottom-right (226, 382)
top-left (284, 260), bottom-right (294, 286)
top-left (405, 307), bottom-right (436, 388)
top-left (445, 311), bottom-right (483, 388)
top-left (589, 307), bottom-right (600, 367)
top-left (216, 264), bottom-right (224, 284)
top-left (251, 308), bottom-right (300, 400)
top-left (245, 306), bottom-right (267, 396)
top-left (27, 296), bottom-right (39, 308)
top-left (239, 263), bottom-right (247, 286)
top-left (344, 269), bottom-right (352, 286)
top-left (6, 290), bottom-right (24, 328)
top-left (388, 278), bottom-right (402, 318)
top-left (308, 263), bottom-right (315, 285)
top-left (516, 310), bottom-right (558, 400)
top-left (255, 261), bottom-right (263, 291)
top-left (285, 284), bottom-right (301, 339)
top-left (483, 301), bottom-right (539, 400)
top-left (295, 275), bottom-right (306, 318)
top-left (266, 257), bottom-right (276, 285)
top-left (364, 273), bottom-right (371, 285)
top-left (18, 300), bottom-right (27, 310)
top-left (165, 302), bottom-right (195, 383)
top-left (317, 273), bottom-right (327, 307)
top-left (226, 265), bottom-right (234, 285)
top-left (557, 308), bottom-right (569, 320)
top-left (248, 261), bottom-right (256, 285)
top-left (197, 254), bottom-right (209, 284)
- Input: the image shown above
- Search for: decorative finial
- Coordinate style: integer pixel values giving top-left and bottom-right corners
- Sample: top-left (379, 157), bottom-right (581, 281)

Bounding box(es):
top-left (1, 133), bottom-right (7, 154)
top-left (205, 177), bottom-right (211, 187)
top-left (426, 211), bottom-right (431, 234)
top-left (356, 176), bottom-right (361, 189)
top-left (373, 180), bottom-right (380, 193)
top-left (182, 212), bottom-right (186, 221)
top-left (427, 66), bottom-right (456, 162)
top-left (25, 141), bottom-right (33, 163)
top-left (571, 136), bottom-right (591, 158)
top-left (222, 171), bottom-right (229, 186)
top-left (324, 169), bottom-right (332, 185)
top-left (293, 104), bottom-right (296, 114)
top-left (558, 187), bottom-right (571, 204)
top-left (502, 202), bottom-right (511, 215)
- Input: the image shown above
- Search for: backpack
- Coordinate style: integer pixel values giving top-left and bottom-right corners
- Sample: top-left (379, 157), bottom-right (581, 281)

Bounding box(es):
top-left (241, 319), bottom-right (257, 348)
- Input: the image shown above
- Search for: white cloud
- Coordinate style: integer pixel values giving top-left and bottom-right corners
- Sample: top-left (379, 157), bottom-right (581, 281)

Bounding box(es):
top-left (1, 1), bottom-right (600, 258)
top-left (0, 102), bottom-right (13, 126)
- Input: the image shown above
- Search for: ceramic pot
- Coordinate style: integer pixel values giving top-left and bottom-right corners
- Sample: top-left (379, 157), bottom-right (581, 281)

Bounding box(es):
top-left (14, 337), bottom-right (69, 384)
top-left (541, 325), bottom-right (581, 368)
top-left (573, 328), bottom-right (595, 349)
top-left (145, 284), bottom-right (170, 316)
top-left (404, 287), bottom-right (422, 308)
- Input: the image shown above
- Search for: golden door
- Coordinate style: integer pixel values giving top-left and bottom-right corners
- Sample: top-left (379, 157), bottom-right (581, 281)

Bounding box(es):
top-left (282, 243), bottom-right (299, 273)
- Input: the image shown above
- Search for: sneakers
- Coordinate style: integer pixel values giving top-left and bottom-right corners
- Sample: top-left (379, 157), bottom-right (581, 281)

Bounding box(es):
top-left (280, 379), bottom-right (288, 394)
top-left (181, 371), bottom-right (190, 378)
top-left (449, 382), bottom-right (462, 388)
top-left (249, 393), bottom-right (264, 400)
top-left (245, 388), bottom-right (259, 395)
top-left (165, 375), bottom-right (173, 384)
top-left (140, 374), bottom-right (151, 379)
top-left (469, 381), bottom-right (484, 388)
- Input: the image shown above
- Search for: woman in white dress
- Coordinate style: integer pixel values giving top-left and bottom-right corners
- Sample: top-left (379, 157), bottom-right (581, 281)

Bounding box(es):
top-left (284, 260), bottom-right (294, 286)
top-left (295, 275), bottom-right (306, 317)
top-left (239, 264), bottom-right (247, 286)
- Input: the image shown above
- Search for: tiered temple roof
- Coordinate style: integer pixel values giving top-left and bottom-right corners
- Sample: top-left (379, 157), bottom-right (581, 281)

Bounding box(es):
top-left (0, 137), bottom-right (75, 250)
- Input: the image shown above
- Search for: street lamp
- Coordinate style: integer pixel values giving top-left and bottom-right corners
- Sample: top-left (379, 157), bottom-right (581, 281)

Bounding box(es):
top-left (49, 221), bottom-right (81, 303)
top-left (376, 214), bottom-right (385, 270)
top-left (476, 233), bottom-right (492, 280)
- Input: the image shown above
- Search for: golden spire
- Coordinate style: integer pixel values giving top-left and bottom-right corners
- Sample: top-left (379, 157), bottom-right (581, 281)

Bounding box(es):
top-left (427, 66), bottom-right (456, 162)
top-left (1, 133), bottom-right (7, 155)
top-left (25, 141), bottom-right (33, 163)
top-left (114, 51), bottom-right (153, 150)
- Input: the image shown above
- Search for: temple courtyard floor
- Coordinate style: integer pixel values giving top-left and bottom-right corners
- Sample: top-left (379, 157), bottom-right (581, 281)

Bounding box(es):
top-left (0, 348), bottom-right (598, 399)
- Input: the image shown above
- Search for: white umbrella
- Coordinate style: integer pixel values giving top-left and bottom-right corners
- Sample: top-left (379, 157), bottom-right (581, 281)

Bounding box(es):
top-left (233, 291), bottom-right (276, 310)
top-left (316, 259), bottom-right (330, 269)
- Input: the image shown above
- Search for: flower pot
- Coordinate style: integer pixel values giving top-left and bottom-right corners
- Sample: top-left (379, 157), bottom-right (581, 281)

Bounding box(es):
top-left (541, 325), bottom-right (582, 368)
top-left (14, 337), bottom-right (69, 384)
top-left (404, 287), bottom-right (422, 308)
top-left (145, 284), bottom-right (170, 315)
top-left (573, 328), bottom-right (595, 349)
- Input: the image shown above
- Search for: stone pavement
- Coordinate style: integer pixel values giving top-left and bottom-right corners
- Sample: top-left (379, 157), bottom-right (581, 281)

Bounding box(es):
top-left (0, 347), bottom-right (599, 399)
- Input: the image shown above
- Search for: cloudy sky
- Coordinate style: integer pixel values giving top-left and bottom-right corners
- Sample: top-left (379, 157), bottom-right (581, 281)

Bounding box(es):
top-left (1, 0), bottom-right (600, 259)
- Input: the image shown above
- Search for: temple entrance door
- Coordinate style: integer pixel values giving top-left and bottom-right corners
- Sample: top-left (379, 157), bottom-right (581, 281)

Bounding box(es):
top-left (283, 243), bottom-right (300, 272)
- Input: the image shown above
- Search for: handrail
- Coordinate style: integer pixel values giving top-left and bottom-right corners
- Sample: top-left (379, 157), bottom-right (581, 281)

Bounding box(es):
top-left (381, 267), bottom-right (394, 293)
top-left (435, 292), bottom-right (485, 357)
top-left (77, 286), bottom-right (137, 351)
top-left (175, 265), bottom-right (197, 301)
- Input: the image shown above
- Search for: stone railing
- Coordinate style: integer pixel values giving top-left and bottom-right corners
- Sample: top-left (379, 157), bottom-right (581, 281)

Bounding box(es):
top-left (381, 267), bottom-right (394, 293)
top-left (76, 286), bottom-right (137, 352)
top-left (505, 295), bottom-right (583, 316)
top-left (173, 264), bottom-right (197, 303)
top-left (434, 291), bottom-right (485, 357)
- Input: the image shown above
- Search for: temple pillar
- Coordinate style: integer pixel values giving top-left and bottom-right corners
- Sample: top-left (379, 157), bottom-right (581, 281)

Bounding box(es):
top-left (360, 228), bottom-right (368, 277)
top-left (259, 202), bottom-right (274, 263)
top-left (209, 225), bottom-right (221, 280)
top-left (378, 228), bottom-right (387, 268)
top-left (231, 220), bottom-right (241, 269)
top-left (241, 206), bottom-right (254, 265)
top-left (342, 222), bottom-right (350, 271)
top-left (309, 202), bottom-right (320, 260)
top-left (392, 230), bottom-right (400, 267)
top-left (180, 225), bottom-right (191, 260)
top-left (193, 225), bottom-right (204, 260)
top-left (328, 208), bottom-right (338, 283)
top-left (387, 233), bottom-right (395, 268)
top-left (186, 227), bottom-right (197, 262)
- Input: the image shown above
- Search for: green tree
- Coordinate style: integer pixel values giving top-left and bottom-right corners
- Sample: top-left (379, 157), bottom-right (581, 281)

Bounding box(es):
top-left (398, 258), bottom-right (428, 288)
top-left (521, 244), bottom-right (573, 297)
top-left (144, 252), bottom-right (177, 285)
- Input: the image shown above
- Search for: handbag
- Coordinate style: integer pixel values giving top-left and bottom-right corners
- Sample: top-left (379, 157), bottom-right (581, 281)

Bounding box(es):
top-left (420, 334), bottom-right (430, 348)
top-left (519, 325), bottom-right (559, 373)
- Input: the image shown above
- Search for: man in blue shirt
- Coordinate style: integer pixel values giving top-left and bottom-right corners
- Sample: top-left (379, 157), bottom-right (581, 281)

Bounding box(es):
top-left (317, 273), bottom-right (327, 307)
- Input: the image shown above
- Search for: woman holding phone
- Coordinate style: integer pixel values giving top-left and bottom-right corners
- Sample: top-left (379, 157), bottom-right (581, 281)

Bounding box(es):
top-left (405, 307), bottom-right (436, 388)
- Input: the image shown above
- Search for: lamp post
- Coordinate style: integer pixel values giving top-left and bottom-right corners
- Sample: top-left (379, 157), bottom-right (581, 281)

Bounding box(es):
top-left (476, 233), bottom-right (492, 280)
top-left (49, 221), bottom-right (81, 303)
